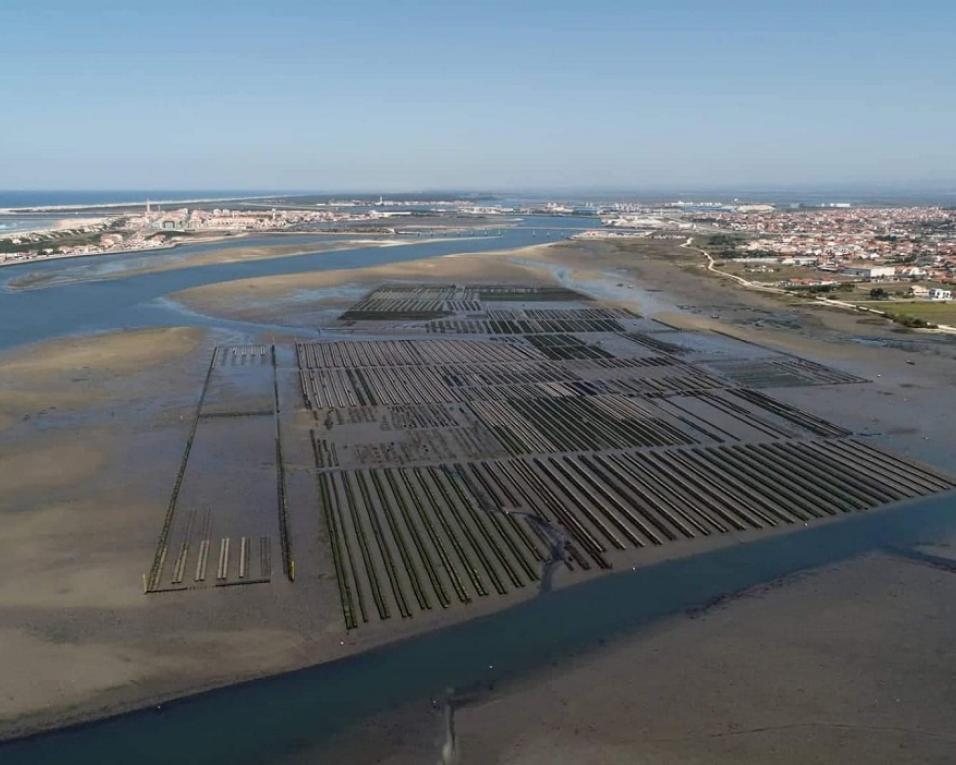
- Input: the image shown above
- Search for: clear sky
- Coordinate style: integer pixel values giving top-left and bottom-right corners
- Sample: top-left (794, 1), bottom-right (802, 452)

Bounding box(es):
top-left (2, 0), bottom-right (954, 191)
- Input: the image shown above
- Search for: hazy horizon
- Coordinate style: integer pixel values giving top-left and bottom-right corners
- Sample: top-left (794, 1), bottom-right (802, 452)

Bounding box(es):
top-left (3, 181), bottom-right (955, 195)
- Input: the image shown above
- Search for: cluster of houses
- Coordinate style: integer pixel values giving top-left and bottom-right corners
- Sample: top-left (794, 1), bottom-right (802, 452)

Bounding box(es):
top-left (697, 207), bottom-right (956, 302)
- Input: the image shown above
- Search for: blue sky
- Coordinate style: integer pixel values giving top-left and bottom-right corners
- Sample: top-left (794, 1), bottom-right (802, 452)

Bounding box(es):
top-left (2, 1), bottom-right (954, 191)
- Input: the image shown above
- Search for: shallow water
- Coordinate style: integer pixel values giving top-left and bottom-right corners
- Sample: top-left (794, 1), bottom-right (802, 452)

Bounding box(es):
top-left (0, 217), bottom-right (592, 352)
top-left (3, 491), bottom-right (954, 763)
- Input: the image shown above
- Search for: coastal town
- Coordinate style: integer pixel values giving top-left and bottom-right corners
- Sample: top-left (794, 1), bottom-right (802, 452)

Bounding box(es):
top-left (691, 204), bottom-right (956, 286)
top-left (679, 205), bottom-right (956, 327)
top-left (0, 203), bottom-right (379, 266)
top-left (0, 195), bottom-right (529, 266)
top-left (576, 202), bottom-right (956, 327)
top-left (3, 197), bottom-right (955, 329)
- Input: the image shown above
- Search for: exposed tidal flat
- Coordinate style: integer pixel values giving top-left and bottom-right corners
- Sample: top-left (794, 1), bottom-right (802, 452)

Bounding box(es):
top-left (1, 216), bottom-right (956, 763)
top-left (0, 219), bottom-right (579, 351)
top-left (4, 494), bottom-right (956, 765)
top-left (2, 232), bottom-right (484, 290)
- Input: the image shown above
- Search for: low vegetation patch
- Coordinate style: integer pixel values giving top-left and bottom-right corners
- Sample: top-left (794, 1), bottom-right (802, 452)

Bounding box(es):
top-left (696, 233), bottom-right (762, 258)
top-left (878, 300), bottom-right (956, 327)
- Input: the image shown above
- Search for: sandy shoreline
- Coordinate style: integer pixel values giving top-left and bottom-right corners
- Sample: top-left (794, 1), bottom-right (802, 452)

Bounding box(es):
top-left (313, 544), bottom-right (956, 764)
top-left (1, 234), bottom-right (488, 289)
top-left (0, 215), bottom-right (111, 236)
top-left (0, 231), bottom-right (244, 271)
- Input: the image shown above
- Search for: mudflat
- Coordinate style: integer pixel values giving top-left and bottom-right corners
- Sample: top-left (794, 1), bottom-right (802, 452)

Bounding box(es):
top-left (4, 237), bottom-right (419, 291)
top-left (1, 234), bottom-right (954, 765)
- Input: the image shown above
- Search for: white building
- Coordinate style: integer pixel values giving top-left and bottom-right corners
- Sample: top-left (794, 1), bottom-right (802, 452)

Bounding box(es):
top-left (929, 288), bottom-right (952, 301)
top-left (842, 264), bottom-right (896, 279)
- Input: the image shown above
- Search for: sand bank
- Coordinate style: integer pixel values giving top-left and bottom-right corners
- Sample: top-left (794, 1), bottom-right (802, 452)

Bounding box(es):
top-left (0, 326), bottom-right (202, 377)
top-left (4, 237), bottom-right (424, 290)
top-left (0, 324), bottom-right (321, 736)
top-left (170, 244), bottom-right (558, 324)
top-left (312, 548), bottom-right (956, 764)
top-left (0, 327), bottom-right (204, 432)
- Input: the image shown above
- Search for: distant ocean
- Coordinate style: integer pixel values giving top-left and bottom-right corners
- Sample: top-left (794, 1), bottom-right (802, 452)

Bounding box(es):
top-left (0, 191), bottom-right (286, 234)
top-left (0, 190), bottom-right (281, 210)
top-left (510, 189), bottom-right (956, 208)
